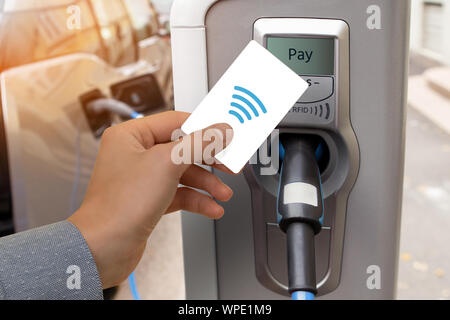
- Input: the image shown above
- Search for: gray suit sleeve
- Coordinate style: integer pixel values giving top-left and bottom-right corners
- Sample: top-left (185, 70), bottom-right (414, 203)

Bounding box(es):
top-left (0, 221), bottom-right (103, 300)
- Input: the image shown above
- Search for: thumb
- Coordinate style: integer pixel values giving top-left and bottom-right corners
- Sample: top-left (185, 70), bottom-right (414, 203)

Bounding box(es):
top-left (164, 123), bottom-right (234, 177)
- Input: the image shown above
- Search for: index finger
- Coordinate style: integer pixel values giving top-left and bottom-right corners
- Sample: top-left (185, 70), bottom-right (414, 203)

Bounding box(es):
top-left (122, 111), bottom-right (191, 149)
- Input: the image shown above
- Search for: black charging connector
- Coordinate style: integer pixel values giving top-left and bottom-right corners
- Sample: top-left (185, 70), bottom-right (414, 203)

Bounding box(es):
top-left (79, 89), bottom-right (112, 139)
top-left (278, 135), bottom-right (323, 297)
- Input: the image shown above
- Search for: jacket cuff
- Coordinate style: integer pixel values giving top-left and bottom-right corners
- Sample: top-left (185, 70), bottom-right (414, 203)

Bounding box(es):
top-left (0, 221), bottom-right (103, 300)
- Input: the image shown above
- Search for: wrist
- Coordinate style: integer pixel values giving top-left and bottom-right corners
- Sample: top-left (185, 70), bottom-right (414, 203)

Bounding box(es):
top-left (68, 207), bottom-right (116, 289)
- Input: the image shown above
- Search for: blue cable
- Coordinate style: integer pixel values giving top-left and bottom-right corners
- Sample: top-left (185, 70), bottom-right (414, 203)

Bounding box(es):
top-left (128, 271), bottom-right (141, 300)
top-left (130, 112), bottom-right (144, 119)
top-left (292, 291), bottom-right (315, 300)
top-left (127, 112), bottom-right (144, 300)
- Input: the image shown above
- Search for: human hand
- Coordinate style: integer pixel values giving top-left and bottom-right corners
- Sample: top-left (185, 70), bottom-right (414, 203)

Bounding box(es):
top-left (68, 111), bottom-right (234, 289)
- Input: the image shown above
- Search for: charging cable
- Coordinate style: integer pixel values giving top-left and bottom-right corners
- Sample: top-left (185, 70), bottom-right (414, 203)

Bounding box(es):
top-left (87, 98), bottom-right (144, 299)
top-left (128, 271), bottom-right (141, 300)
top-left (278, 135), bottom-right (324, 301)
top-left (87, 98), bottom-right (144, 120)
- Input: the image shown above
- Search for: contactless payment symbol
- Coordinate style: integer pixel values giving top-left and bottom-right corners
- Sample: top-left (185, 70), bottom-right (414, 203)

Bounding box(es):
top-left (228, 86), bottom-right (268, 124)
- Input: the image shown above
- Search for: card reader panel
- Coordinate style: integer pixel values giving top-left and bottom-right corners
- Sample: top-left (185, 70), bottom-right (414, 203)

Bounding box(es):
top-left (251, 18), bottom-right (357, 296)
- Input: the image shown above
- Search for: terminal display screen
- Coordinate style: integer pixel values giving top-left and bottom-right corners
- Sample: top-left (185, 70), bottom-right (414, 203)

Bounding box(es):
top-left (266, 37), bottom-right (335, 76)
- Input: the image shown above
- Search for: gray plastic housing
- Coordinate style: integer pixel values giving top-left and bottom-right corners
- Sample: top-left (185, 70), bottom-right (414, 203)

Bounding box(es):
top-left (175, 0), bottom-right (410, 299)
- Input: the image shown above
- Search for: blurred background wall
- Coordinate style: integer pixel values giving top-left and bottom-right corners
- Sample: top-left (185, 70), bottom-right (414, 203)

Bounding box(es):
top-left (410, 0), bottom-right (450, 66)
top-left (399, 0), bottom-right (450, 300)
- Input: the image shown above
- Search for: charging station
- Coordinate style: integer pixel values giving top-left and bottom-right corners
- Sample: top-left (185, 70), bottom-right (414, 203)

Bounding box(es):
top-left (172, 0), bottom-right (410, 299)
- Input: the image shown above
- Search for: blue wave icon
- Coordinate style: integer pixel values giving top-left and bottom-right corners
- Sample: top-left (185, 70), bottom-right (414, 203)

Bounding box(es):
top-left (229, 86), bottom-right (267, 124)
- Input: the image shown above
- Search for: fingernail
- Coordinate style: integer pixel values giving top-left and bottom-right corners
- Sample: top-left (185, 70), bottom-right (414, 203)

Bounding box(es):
top-left (224, 185), bottom-right (233, 201)
top-left (214, 205), bottom-right (225, 219)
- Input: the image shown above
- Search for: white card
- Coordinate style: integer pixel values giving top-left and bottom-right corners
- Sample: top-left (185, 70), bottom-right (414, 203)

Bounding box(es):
top-left (182, 40), bottom-right (308, 173)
